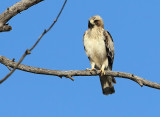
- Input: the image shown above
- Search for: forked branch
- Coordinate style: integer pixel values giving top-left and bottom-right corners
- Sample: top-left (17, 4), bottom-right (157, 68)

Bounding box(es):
top-left (0, 0), bottom-right (67, 83)
top-left (0, 0), bottom-right (160, 91)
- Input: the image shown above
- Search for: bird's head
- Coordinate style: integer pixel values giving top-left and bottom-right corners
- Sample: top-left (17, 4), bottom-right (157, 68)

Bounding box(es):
top-left (88, 15), bottom-right (104, 29)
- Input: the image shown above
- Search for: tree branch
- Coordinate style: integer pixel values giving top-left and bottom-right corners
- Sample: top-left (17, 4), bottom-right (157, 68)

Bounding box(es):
top-left (0, 56), bottom-right (160, 89)
top-left (0, 0), bottom-right (43, 32)
top-left (0, 0), bottom-right (67, 84)
top-left (1, 1), bottom-right (159, 92)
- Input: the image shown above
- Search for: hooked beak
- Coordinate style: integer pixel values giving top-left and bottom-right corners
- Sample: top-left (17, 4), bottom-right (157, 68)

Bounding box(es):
top-left (90, 19), bottom-right (94, 24)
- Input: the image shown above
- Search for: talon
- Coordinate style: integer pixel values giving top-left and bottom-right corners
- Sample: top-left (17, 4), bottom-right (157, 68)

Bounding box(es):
top-left (86, 68), bottom-right (95, 71)
top-left (100, 69), bottom-right (105, 76)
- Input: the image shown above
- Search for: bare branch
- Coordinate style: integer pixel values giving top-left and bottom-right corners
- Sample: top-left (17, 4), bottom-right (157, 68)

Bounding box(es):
top-left (0, 0), bottom-right (67, 83)
top-left (6, 66), bottom-right (12, 71)
top-left (66, 75), bottom-right (75, 81)
top-left (0, 0), bottom-right (43, 32)
top-left (29, 0), bottom-right (67, 52)
top-left (0, 25), bottom-right (12, 32)
top-left (0, 50), bottom-right (30, 84)
top-left (0, 56), bottom-right (160, 89)
top-left (1, 0), bottom-right (159, 92)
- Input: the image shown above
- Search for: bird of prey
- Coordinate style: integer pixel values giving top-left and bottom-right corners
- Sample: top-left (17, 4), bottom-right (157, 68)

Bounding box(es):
top-left (83, 15), bottom-right (116, 95)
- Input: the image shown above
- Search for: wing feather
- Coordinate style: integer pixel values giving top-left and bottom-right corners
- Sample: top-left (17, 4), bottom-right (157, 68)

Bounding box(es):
top-left (103, 30), bottom-right (115, 69)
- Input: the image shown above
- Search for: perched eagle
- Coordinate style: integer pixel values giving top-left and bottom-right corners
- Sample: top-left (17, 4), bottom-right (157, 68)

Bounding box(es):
top-left (83, 15), bottom-right (116, 95)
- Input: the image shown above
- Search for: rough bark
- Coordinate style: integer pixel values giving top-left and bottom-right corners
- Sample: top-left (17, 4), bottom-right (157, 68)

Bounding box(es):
top-left (0, 0), bottom-right (43, 32)
top-left (1, 0), bottom-right (159, 91)
top-left (0, 56), bottom-right (160, 89)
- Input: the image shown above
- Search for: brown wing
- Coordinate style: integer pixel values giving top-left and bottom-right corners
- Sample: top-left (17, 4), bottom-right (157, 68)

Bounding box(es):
top-left (103, 30), bottom-right (115, 70)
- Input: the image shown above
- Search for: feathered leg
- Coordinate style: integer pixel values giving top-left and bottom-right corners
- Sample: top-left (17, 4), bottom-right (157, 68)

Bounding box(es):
top-left (86, 60), bottom-right (95, 71)
top-left (99, 59), bottom-right (115, 95)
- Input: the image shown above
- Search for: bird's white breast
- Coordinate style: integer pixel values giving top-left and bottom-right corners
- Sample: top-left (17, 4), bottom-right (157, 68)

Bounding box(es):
top-left (84, 29), bottom-right (107, 68)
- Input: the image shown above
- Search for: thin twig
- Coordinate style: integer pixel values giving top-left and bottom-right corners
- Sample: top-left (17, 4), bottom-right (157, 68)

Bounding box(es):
top-left (66, 75), bottom-right (74, 81)
top-left (29, 0), bottom-right (67, 51)
top-left (0, 0), bottom-right (67, 84)
top-left (0, 50), bottom-right (29, 84)
top-left (6, 66), bottom-right (12, 71)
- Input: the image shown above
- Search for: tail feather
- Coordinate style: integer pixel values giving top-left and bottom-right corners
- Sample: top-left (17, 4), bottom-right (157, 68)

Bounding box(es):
top-left (99, 75), bottom-right (115, 95)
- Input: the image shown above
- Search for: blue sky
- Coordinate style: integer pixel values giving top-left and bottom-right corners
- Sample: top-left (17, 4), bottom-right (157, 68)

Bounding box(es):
top-left (0, 0), bottom-right (160, 117)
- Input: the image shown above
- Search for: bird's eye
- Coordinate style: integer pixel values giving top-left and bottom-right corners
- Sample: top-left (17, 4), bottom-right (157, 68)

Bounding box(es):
top-left (94, 20), bottom-right (99, 23)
